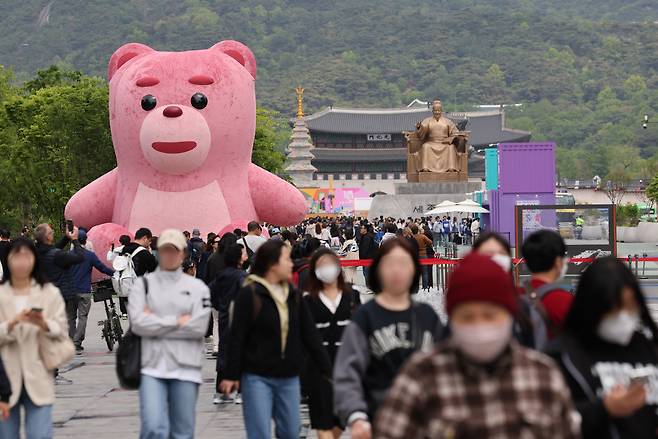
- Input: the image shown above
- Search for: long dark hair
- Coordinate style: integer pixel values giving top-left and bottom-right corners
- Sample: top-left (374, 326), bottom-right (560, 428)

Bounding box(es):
top-left (205, 233), bottom-right (217, 252)
top-left (224, 244), bottom-right (245, 269)
top-left (217, 232), bottom-right (238, 254)
top-left (307, 247), bottom-right (347, 298)
top-left (1, 237), bottom-right (47, 286)
top-left (564, 257), bottom-right (658, 345)
top-left (251, 240), bottom-right (287, 278)
top-left (368, 237), bottom-right (421, 295)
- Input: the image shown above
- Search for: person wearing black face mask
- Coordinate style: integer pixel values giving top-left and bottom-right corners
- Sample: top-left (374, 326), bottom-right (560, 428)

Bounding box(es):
top-left (547, 257), bottom-right (658, 439)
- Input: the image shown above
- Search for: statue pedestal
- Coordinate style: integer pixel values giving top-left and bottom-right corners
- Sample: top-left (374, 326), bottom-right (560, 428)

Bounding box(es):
top-left (368, 180), bottom-right (483, 219)
top-left (417, 171), bottom-right (468, 183)
top-left (407, 153), bottom-right (468, 182)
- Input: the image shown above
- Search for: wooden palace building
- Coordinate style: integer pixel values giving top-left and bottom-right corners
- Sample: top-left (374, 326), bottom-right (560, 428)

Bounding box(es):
top-left (289, 100), bottom-right (531, 192)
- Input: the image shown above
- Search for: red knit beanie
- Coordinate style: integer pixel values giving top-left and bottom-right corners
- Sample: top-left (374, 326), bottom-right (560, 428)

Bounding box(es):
top-left (446, 252), bottom-right (518, 316)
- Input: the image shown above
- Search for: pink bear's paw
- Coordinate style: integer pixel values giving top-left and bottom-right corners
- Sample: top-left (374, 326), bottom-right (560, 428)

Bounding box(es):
top-left (248, 164), bottom-right (308, 226)
top-left (88, 223), bottom-right (132, 281)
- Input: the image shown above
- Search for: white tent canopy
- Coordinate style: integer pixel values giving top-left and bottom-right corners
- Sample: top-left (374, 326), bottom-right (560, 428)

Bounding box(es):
top-left (454, 199), bottom-right (489, 214)
top-left (425, 199), bottom-right (489, 215)
top-left (425, 200), bottom-right (457, 216)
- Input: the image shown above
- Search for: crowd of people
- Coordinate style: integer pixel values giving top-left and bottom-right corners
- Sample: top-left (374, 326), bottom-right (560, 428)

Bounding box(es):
top-left (0, 213), bottom-right (656, 439)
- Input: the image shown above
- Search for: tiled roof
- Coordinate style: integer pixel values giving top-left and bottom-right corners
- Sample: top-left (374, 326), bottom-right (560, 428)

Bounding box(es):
top-left (297, 107), bottom-right (531, 146)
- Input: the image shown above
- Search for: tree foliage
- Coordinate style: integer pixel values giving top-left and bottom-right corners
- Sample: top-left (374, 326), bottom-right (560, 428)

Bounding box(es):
top-left (2, 0), bottom-right (658, 229)
top-left (0, 66), bottom-right (287, 232)
top-left (648, 175), bottom-right (658, 207)
top-left (2, 0), bottom-right (658, 182)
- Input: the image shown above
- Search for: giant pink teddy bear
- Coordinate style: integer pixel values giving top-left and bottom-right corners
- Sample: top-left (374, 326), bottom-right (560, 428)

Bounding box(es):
top-left (65, 40), bottom-right (307, 259)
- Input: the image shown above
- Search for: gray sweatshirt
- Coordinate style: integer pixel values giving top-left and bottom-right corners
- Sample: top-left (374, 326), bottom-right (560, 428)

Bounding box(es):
top-left (333, 300), bottom-right (442, 426)
top-left (127, 268), bottom-right (211, 382)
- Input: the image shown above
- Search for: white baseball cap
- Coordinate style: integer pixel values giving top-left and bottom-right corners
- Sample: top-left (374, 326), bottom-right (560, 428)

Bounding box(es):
top-left (157, 229), bottom-right (187, 251)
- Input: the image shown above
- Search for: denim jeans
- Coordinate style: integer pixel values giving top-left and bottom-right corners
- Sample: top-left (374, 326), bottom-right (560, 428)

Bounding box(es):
top-left (241, 373), bottom-right (300, 439)
top-left (139, 375), bottom-right (199, 439)
top-left (0, 387), bottom-right (52, 439)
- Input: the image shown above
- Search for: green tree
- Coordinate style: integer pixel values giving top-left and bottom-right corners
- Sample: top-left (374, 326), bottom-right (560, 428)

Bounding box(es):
top-left (647, 175), bottom-right (658, 207)
top-left (251, 107), bottom-right (287, 176)
top-left (0, 69), bottom-right (114, 228)
top-left (483, 64), bottom-right (506, 103)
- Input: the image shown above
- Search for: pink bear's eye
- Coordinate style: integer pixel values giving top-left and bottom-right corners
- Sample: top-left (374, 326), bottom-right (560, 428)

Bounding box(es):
top-left (141, 95), bottom-right (157, 111)
top-left (191, 93), bottom-right (208, 110)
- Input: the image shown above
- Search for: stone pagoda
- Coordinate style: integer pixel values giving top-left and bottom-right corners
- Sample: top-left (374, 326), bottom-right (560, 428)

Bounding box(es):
top-left (285, 86), bottom-right (317, 187)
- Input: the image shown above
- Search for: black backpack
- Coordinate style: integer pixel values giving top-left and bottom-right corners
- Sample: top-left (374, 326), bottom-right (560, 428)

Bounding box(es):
top-left (241, 238), bottom-right (255, 269)
top-left (116, 278), bottom-right (148, 390)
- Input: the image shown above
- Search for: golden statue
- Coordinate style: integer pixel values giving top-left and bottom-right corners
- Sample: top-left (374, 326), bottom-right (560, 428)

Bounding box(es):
top-left (404, 99), bottom-right (469, 181)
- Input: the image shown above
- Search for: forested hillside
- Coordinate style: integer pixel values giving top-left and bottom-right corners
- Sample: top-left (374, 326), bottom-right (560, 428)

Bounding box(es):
top-left (1, 0), bottom-right (658, 181)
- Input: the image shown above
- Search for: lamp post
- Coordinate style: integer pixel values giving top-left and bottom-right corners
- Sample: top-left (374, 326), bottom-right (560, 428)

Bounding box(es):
top-left (642, 114), bottom-right (658, 129)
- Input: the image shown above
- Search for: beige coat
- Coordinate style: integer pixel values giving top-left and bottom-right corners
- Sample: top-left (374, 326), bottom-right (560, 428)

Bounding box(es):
top-left (0, 282), bottom-right (68, 407)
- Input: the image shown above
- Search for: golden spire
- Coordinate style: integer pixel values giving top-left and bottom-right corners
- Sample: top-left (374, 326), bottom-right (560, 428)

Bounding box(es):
top-left (295, 86), bottom-right (305, 118)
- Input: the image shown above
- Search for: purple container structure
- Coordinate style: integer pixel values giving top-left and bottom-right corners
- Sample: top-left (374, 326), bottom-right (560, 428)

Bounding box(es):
top-left (486, 143), bottom-right (556, 248)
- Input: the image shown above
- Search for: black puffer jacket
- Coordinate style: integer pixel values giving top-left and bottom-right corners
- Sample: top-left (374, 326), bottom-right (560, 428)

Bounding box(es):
top-left (224, 276), bottom-right (331, 380)
top-left (209, 266), bottom-right (247, 373)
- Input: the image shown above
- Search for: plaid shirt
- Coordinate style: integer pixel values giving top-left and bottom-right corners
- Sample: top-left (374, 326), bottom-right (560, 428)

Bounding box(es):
top-left (375, 341), bottom-right (581, 439)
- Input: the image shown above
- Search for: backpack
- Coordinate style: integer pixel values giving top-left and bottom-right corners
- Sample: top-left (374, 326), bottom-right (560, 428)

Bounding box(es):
top-left (116, 277), bottom-right (148, 390)
top-left (291, 263), bottom-right (310, 290)
top-left (111, 246), bottom-right (146, 297)
top-left (189, 238), bottom-right (205, 265)
top-left (241, 238), bottom-right (255, 269)
top-left (518, 282), bottom-right (563, 350)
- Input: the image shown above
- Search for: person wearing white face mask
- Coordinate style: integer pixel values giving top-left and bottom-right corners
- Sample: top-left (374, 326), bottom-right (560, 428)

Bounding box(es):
top-left (473, 232), bottom-right (539, 348)
top-left (549, 257), bottom-right (658, 439)
top-left (375, 252), bottom-right (580, 439)
top-left (303, 248), bottom-right (361, 439)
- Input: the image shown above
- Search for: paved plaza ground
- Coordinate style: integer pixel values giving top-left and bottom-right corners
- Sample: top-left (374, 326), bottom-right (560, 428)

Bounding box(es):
top-left (50, 243), bottom-right (658, 438)
top-left (52, 302), bottom-right (321, 439)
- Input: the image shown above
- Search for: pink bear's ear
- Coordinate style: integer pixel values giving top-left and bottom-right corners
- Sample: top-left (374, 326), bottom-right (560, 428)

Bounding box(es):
top-left (108, 43), bottom-right (155, 81)
top-left (211, 40), bottom-right (257, 80)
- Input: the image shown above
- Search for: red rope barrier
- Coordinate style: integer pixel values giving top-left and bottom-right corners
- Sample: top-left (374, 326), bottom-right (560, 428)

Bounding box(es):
top-left (339, 257), bottom-right (658, 268)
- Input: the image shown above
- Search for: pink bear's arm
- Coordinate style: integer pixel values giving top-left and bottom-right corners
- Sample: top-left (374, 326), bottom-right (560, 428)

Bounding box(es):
top-left (248, 164), bottom-right (307, 226)
top-left (64, 169), bottom-right (118, 230)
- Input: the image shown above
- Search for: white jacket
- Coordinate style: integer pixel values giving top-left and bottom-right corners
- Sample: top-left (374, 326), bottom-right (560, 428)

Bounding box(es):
top-left (127, 268), bottom-right (211, 380)
top-left (0, 282), bottom-right (68, 407)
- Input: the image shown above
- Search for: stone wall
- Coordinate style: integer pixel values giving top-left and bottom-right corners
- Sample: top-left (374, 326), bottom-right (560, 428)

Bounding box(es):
top-left (617, 222), bottom-right (658, 243)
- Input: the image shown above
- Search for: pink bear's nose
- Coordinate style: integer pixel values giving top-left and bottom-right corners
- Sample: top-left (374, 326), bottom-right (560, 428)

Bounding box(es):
top-left (163, 106), bottom-right (183, 118)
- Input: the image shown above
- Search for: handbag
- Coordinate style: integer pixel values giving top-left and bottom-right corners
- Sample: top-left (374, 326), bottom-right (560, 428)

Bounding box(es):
top-left (38, 332), bottom-right (75, 370)
top-left (116, 277), bottom-right (147, 390)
